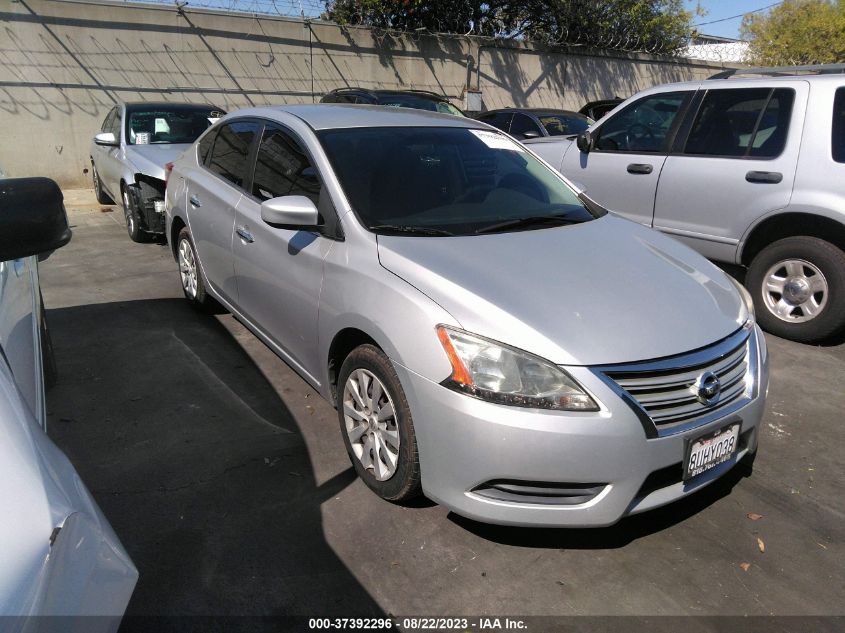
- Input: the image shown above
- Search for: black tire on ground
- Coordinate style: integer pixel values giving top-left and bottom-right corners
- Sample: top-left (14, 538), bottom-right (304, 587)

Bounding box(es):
top-left (92, 165), bottom-right (114, 205)
top-left (122, 184), bottom-right (149, 243)
top-left (746, 236), bottom-right (845, 343)
top-left (176, 227), bottom-right (212, 309)
top-left (40, 295), bottom-right (58, 390)
top-left (336, 344), bottom-right (422, 502)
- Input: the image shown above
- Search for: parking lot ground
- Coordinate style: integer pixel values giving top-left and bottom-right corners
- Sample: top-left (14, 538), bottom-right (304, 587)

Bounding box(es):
top-left (40, 191), bottom-right (844, 622)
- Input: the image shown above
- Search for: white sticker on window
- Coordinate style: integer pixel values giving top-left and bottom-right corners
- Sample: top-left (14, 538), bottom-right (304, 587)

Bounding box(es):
top-left (470, 129), bottom-right (525, 152)
top-left (135, 132), bottom-right (150, 145)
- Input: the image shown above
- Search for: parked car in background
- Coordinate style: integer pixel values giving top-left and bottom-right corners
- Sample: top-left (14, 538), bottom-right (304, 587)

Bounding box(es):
top-left (579, 97), bottom-right (624, 121)
top-left (0, 177), bottom-right (137, 627)
top-left (475, 108), bottom-right (593, 141)
top-left (529, 65), bottom-right (845, 343)
top-left (90, 102), bottom-right (225, 242)
top-left (165, 104), bottom-right (767, 527)
top-left (320, 88), bottom-right (465, 116)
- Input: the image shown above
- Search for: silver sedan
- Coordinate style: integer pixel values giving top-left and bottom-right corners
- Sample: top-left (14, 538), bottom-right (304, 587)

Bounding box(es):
top-left (165, 105), bottom-right (768, 527)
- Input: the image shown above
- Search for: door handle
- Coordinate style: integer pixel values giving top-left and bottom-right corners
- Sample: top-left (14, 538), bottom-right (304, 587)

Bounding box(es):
top-left (189, 194), bottom-right (202, 207)
top-left (236, 226), bottom-right (254, 243)
top-left (627, 163), bottom-right (653, 175)
top-left (745, 171), bottom-right (783, 184)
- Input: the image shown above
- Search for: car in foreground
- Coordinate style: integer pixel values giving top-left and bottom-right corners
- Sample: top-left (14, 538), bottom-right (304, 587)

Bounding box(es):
top-left (165, 105), bottom-right (767, 527)
top-left (474, 108), bottom-right (593, 141)
top-left (0, 177), bottom-right (137, 625)
top-left (528, 65), bottom-right (845, 343)
top-left (90, 101), bottom-right (224, 242)
top-left (321, 87), bottom-right (465, 116)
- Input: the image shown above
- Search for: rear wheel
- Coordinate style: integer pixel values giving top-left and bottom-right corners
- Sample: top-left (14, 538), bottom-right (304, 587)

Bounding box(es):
top-left (177, 227), bottom-right (211, 309)
top-left (746, 236), bottom-right (845, 343)
top-left (122, 185), bottom-right (148, 243)
top-left (336, 344), bottom-right (421, 502)
top-left (92, 165), bottom-right (114, 205)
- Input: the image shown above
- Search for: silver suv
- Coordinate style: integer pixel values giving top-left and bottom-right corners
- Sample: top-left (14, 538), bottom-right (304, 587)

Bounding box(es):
top-left (165, 105), bottom-right (767, 527)
top-left (529, 65), bottom-right (845, 343)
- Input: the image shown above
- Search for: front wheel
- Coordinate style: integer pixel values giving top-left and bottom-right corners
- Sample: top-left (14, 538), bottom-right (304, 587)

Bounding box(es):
top-left (746, 236), bottom-right (845, 343)
top-left (337, 344), bottom-right (421, 502)
top-left (123, 185), bottom-right (149, 243)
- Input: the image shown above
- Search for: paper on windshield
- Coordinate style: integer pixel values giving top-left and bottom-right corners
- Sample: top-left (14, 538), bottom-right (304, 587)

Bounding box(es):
top-left (470, 129), bottom-right (525, 152)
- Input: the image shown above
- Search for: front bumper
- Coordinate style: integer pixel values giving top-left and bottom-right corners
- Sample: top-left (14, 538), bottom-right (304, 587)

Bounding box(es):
top-left (394, 325), bottom-right (768, 527)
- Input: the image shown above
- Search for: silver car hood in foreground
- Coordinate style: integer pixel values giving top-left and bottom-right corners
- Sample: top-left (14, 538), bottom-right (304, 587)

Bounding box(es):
top-left (125, 143), bottom-right (192, 181)
top-left (378, 215), bottom-right (746, 366)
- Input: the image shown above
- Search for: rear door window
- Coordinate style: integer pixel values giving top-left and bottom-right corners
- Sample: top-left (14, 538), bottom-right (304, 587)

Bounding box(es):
top-left (684, 88), bottom-right (794, 158)
top-left (478, 112), bottom-right (513, 134)
top-left (207, 120), bottom-right (260, 189)
top-left (833, 87), bottom-right (845, 163)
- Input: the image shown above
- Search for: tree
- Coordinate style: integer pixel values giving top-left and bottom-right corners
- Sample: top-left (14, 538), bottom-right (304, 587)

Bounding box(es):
top-left (324, 0), bottom-right (696, 55)
top-left (741, 0), bottom-right (845, 65)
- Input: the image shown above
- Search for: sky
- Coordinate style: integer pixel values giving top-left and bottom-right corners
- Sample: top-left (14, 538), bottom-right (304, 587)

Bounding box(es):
top-left (684, 0), bottom-right (782, 39)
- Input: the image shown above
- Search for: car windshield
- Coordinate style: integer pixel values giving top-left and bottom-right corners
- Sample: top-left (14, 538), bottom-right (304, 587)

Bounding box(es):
top-left (537, 114), bottom-right (591, 136)
top-left (377, 95), bottom-right (465, 117)
top-left (318, 127), bottom-right (601, 236)
top-left (126, 107), bottom-right (224, 145)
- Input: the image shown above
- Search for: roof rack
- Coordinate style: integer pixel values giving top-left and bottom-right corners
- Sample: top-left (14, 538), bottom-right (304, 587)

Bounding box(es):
top-left (709, 63), bottom-right (845, 80)
top-left (327, 87), bottom-right (448, 99)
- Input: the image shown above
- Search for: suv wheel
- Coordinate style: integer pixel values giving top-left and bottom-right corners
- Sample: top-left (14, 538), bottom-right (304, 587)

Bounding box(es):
top-left (747, 236), bottom-right (845, 343)
top-left (336, 344), bottom-right (421, 502)
top-left (92, 165), bottom-right (114, 205)
top-left (122, 185), bottom-right (148, 243)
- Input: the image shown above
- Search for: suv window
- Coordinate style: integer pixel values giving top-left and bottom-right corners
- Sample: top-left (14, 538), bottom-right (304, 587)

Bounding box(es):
top-left (684, 88), bottom-right (794, 158)
top-left (834, 87), bottom-right (845, 163)
top-left (207, 121), bottom-right (260, 188)
top-left (509, 113), bottom-right (542, 139)
top-left (594, 92), bottom-right (688, 153)
top-left (251, 125), bottom-right (320, 205)
top-left (198, 128), bottom-right (217, 165)
top-left (478, 112), bottom-right (513, 134)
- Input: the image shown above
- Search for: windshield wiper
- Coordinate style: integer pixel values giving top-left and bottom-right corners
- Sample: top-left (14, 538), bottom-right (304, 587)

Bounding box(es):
top-left (474, 214), bottom-right (580, 235)
top-left (370, 224), bottom-right (455, 237)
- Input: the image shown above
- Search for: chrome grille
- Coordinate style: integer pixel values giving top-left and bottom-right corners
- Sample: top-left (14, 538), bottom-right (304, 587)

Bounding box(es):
top-left (602, 331), bottom-right (752, 433)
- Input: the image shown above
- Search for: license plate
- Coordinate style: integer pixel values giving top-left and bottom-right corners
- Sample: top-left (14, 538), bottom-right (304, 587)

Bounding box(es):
top-left (684, 423), bottom-right (740, 481)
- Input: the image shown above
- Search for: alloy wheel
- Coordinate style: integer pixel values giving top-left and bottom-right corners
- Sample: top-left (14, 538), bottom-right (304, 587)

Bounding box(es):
top-left (178, 238), bottom-right (198, 299)
top-left (761, 258), bottom-right (828, 323)
top-left (342, 368), bottom-right (400, 481)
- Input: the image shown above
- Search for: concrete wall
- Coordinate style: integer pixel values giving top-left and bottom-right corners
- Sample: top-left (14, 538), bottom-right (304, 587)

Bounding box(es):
top-left (0, 0), bottom-right (733, 187)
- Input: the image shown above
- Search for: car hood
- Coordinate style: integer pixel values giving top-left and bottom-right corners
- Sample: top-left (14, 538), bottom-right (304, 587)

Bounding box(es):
top-left (125, 144), bottom-right (192, 181)
top-left (377, 215), bottom-right (747, 366)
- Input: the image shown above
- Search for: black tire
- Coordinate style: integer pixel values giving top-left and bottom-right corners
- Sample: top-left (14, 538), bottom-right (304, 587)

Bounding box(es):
top-left (746, 236), bottom-right (845, 343)
top-left (92, 165), bottom-right (114, 205)
top-left (336, 344), bottom-right (421, 502)
top-left (122, 184), bottom-right (149, 243)
top-left (176, 227), bottom-right (212, 309)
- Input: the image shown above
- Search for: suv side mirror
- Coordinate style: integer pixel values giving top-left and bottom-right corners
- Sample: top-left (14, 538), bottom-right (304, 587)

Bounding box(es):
top-left (261, 195), bottom-right (319, 228)
top-left (94, 132), bottom-right (118, 146)
top-left (521, 130), bottom-right (541, 140)
top-left (0, 178), bottom-right (72, 261)
top-left (576, 130), bottom-right (594, 153)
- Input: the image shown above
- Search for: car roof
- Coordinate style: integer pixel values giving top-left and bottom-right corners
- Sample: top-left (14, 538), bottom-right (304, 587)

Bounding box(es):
top-left (221, 104), bottom-right (481, 130)
top-left (327, 88), bottom-right (450, 102)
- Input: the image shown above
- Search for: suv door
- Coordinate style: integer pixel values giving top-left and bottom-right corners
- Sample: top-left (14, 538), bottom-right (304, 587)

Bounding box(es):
top-left (560, 90), bottom-right (694, 226)
top-left (232, 123), bottom-right (336, 382)
top-left (653, 83), bottom-right (808, 263)
top-left (186, 119), bottom-right (260, 305)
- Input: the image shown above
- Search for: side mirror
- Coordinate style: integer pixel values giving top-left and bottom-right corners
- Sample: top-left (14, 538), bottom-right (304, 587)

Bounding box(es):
top-left (521, 130), bottom-right (541, 140)
top-left (576, 130), bottom-right (594, 153)
top-left (0, 178), bottom-right (72, 261)
top-left (261, 195), bottom-right (319, 228)
top-left (94, 132), bottom-right (118, 146)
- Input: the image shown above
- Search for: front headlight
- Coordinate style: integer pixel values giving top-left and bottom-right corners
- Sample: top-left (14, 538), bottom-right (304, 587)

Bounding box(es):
top-left (728, 275), bottom-right (755, 324)
top-left (435, 326), bottom-right (599, 411)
